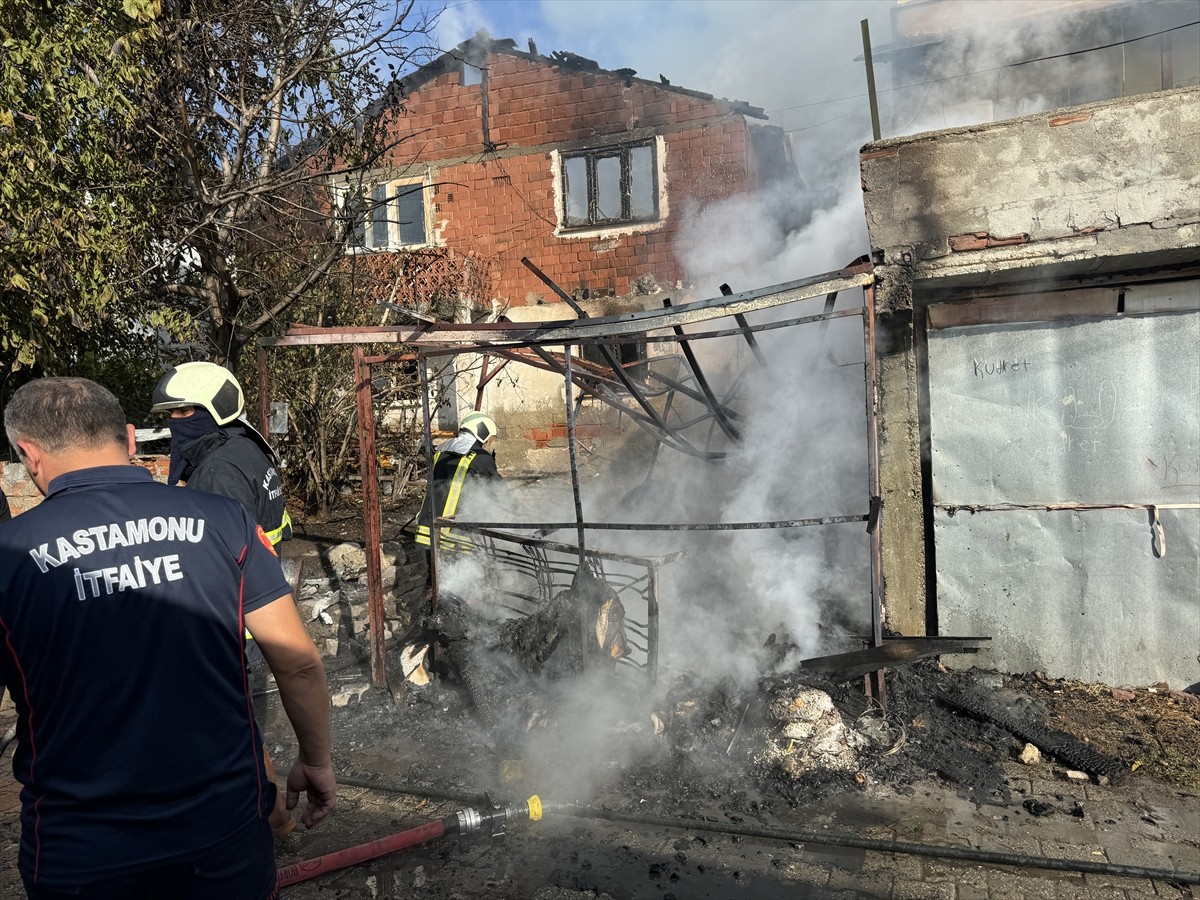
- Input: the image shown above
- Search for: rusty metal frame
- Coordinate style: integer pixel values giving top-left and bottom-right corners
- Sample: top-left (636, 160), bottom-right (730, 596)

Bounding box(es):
top-left (257, 263), bottom-right (887, 701)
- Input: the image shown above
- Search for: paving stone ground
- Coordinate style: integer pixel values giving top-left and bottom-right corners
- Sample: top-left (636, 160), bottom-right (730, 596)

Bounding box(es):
top-left (0, 692), bottom-right (1195, 898)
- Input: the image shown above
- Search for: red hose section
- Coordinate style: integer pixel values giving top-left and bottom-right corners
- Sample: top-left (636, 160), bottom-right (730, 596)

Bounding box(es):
top-left (276, 818), bottom-right (447, 888)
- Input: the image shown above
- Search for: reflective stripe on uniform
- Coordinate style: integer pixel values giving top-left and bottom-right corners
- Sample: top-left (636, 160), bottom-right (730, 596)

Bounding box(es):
top-left (264, 509), bottom-right (292, 546)
top-left (415, 451), bottom-right (477, 549)
top-left (246, 511), bottom-right (293, 639)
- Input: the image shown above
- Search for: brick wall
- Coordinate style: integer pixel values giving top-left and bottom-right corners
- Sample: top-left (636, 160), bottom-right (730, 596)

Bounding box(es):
top-left (0, 457), bottom-right (170, 517)
top-left (379, 52), bottom-right (761, 305)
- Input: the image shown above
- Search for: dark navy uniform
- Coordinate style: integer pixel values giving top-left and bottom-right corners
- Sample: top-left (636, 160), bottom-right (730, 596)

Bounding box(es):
top-left (176, 425), bottom-right (292, 545)
top-left (0, 465), bottom-right (290, 891)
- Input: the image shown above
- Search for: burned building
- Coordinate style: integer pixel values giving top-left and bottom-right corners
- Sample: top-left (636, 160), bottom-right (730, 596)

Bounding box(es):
top-left (860, 85), bottom-right (1200, 687)
top-left (336, 31), bottom-right (793, 305)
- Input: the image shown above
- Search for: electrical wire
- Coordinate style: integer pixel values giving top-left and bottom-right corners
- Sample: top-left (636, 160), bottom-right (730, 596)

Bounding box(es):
top-left (766, 18), bottom-right (1200, 116)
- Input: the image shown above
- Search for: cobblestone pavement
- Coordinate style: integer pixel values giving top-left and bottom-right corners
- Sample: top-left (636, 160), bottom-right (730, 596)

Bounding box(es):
top-left (267, 757), bottom-right (1199, 899)
top-left (0, 693), bottom-right (1196, 898)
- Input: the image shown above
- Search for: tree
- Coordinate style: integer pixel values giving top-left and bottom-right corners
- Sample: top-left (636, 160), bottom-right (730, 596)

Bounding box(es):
top-left (257, 248), bottom-right (491, 518)
top-left (0, 0), bottom-right (187, 378)
top-left (142, 0), bottom-right (441, 368)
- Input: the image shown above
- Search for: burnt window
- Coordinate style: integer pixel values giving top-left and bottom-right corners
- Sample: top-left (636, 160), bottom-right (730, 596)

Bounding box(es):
top-left (562, 142), bottom-right (658, 229)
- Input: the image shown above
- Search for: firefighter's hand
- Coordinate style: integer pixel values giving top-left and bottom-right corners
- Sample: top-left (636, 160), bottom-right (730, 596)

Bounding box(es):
top-left (286, 760), bottom-right (337, 829)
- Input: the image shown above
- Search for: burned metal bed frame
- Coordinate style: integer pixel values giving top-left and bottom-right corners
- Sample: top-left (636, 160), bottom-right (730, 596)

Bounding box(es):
top-left (259, 262), bottom-right (886, 701)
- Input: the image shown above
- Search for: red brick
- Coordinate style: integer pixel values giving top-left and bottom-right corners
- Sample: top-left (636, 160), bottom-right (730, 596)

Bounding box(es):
top-left (949, 233), bottom-right (990, 252)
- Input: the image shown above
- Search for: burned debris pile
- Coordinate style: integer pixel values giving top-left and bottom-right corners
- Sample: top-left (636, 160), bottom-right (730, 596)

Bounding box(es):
top-left (389, 570), bottom-right (1135, 810)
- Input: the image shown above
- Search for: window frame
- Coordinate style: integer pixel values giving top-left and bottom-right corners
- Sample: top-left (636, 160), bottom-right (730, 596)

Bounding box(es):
top-left (560, 140), bottom-right (660, 231)
top-left (336, 176), bottom-right (430, 252)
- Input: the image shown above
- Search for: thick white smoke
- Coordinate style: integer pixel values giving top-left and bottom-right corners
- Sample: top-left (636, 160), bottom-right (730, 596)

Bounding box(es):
top-left (424, 0), bottom-right (1191, 800)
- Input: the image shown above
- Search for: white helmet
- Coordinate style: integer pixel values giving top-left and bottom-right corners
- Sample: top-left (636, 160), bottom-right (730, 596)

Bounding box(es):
top-left (151, 361), bottom-right (245, 426)
top-left (459, 411), bottom-right (497, 443)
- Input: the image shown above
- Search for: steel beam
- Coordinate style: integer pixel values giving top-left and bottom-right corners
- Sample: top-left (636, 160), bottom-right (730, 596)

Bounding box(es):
top-left (353, 346), bottom-right (388, 690)
top-left (261, 269), bottom-right (873, 348)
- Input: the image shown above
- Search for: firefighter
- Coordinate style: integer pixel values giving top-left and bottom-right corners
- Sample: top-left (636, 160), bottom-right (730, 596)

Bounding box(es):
top-left (150, 361), bottom-right (297, 835)
top-left (150, 361), bottom-right (292, 546)
top-left (415, 411), bottom-right (501, 552)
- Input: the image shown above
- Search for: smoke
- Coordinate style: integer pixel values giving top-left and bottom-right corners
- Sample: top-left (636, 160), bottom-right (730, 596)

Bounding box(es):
top-left (416, 2), bottom-right (887, 802)
top-left (420, 0), bottom-right (1196, 801)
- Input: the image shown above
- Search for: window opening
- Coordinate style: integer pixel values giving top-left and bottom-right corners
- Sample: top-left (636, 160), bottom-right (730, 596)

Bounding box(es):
top-left (340, 179), bottom-right (428, 251)
top-left (396, 183), bottom-right (426, 246)
top-left (582, 340), bottom-right (647, 381)
top-left (562, 141), bottom-right (658, 229)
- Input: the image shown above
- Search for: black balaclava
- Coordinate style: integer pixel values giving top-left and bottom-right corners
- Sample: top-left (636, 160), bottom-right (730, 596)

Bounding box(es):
top-left (166, 407), bottom-right (221, 485)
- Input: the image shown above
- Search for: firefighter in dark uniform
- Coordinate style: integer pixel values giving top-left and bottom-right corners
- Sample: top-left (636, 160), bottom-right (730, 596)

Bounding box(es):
top-left (416, 411), bottom-right (501, 553)
top-left (0, 377), bottom-right (334, 898)
top-left (150, 361), bottom-right (296, 835)
top-left (150, 361), bottom-right (292, 547)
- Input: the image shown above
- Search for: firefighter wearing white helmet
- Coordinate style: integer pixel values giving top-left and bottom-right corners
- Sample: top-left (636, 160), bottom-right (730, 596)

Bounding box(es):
top-left (151, 361), bottom-right (293, 547)
top-left (415, 411), bottom-right (501, 550)
top-left (150, 361), bottom-right (297, 836)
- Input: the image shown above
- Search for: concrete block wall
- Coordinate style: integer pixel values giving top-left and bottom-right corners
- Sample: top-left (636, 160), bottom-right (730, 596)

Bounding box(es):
top-left (0, 457), bottom-right (170, 516)
top-left (379, 51), bottom-right (758, 305)
top-left (859, 86), bottom-right (1200, 644)
top-left (861, 86), bottom-right (1200, 288)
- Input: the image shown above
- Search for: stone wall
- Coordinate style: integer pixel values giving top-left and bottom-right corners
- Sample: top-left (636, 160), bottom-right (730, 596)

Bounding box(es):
top-left (290, 539), bottom-right (429, 705)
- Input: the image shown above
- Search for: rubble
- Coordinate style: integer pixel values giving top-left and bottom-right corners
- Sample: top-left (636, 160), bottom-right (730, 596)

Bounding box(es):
top-left (759, 684), bottom-right (867, 776)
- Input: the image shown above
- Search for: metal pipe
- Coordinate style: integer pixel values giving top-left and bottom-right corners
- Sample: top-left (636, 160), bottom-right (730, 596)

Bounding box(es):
top-left (935, 501), bottom-right (1200, 513)
top-left (647, 562), bottom-right (660, 683)
top-left (502, 340), bottom-right (725, 461)
top-left (417, 354), bottom-right (440, 612)
top-left (328, 306), bottom-right (869, 355)
top-left (474, 356), bottom-right (511, 407)
top-left (662, 298), bottom-right (741, 443)
top-left (645, 368), bottom-right (743, 421)
top-left (563, 345), bottom-right (586, 567)
top-left (720, 283), bottom-right (769, 370)
top-left (352, 346), bottom-right (387, 690)
top-left (619, 379), bottom-right (680, 505)
top-left (448, 515), bottom-right (868, 532)
top-left (263, 268), bottom-right (874, 348)
top-left (862, 285), bottom-right (885, 708)
top-left (861, 18), bottom-right (882, 141)
top-left (475, 355), bottom-right (492, 411)
top-left (519, 258), bottom-right (712, 455)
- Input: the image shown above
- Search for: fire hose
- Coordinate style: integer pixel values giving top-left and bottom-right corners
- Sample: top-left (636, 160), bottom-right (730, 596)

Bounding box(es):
top-left (323, 776), bottom-right (1200, 887)
top-left (276, 795), bottom-right (544, 888)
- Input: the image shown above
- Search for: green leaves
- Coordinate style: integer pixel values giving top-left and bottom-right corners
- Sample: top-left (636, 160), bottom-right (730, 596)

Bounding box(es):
top-left (0, 0), bottom-right (169, 374)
